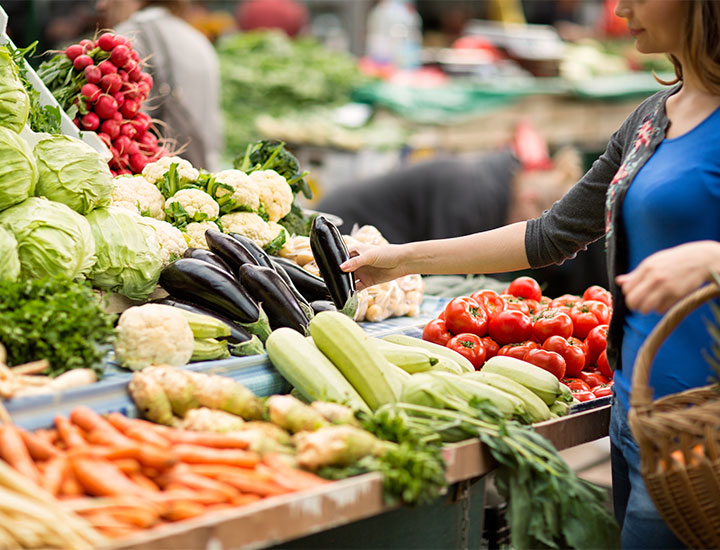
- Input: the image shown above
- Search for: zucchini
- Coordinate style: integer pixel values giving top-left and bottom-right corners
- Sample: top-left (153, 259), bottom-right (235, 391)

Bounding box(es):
top-left (382, 334), bottom-right (474, 373)
top-left (481, 355), bottom-right (562, 405)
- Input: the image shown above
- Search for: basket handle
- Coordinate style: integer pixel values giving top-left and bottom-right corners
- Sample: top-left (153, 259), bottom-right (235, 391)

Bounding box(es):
top-left (630, 282), bottom-right (720, 410)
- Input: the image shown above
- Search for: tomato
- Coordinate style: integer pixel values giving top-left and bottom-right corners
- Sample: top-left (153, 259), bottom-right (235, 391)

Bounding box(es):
top-left (570, 300), bottom-right (611, 339)
top-left (422, 318), bottom-right (453, 346)
top-left (523, 298), bottom-right (541, 316)
top-left (578, 371), bottom-right (612, 388)
top-left (539, 296), bottom-right (552, 307)
top-left (543, 335), bottom-right (586, 377)
top-left (470, 289), bottom-right (506, 317)
top-left (567, 336), bottom-right (590, 369)
top-left (500, 294), bottom-right (531, 315)
top-left (585, 324), bottom-right (609, 365)
top-left (592, 383), bottom-right (613, 398)
top-left (532, 310), bottom-right (573, 342)
top-left (562, 378), bottom-right (592, 392)
top-left (447, 333), bottom-right (487, 370)
top-left (488, 309), bottom-right (533, 345)
top-left (437, 310), bottom-right (445, 321)
top-left (497, 340), bottom-right (539, 360)
top-left (582, 285), bottom-right (613, 308)
top-left (549, 294), bottom-right (582, 315)
top-left (505, 276), bottom-right (543, 302)
top-left (480, 336), bottom-right (500, 360)
top-left (596, 349), bottom-right (613, 379)
top-left (571, 388), bottom-right (595, 402)
top-left (523, 348), bottom-right (566, 380)
top-left (444, 297), bottom-right (488, 337)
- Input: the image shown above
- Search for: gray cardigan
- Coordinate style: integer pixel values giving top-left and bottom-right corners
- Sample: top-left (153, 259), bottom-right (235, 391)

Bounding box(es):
top-left (525, 86), bottom-right (679, 371)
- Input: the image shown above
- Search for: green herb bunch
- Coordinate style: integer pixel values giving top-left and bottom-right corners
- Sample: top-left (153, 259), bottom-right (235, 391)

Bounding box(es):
top-left (0, 276), bottom-right (116, 376)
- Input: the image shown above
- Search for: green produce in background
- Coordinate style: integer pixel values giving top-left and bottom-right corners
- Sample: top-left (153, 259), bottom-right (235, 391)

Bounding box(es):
top-left (86, 206), bottom-right (163, 300)
top-left (0, 126), bottom-right (37, 212)
top-left (0, 226), bottom-right (20, 281)
top-left (0, 46), bottom-right (30, 133)
top-left (0, 197), bottom-right (95, 280)
top-left (33, 135), bottom-right (113, 215)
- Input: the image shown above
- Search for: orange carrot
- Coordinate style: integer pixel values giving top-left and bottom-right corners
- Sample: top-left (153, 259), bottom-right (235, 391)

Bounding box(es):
top-left (81, 511), bottom-right (146, 539)
top-left (162, 500), bottom-right (205, 521)
top-left (86, 505), bottom-right (159, 528)
top-left (231, 493), bottom-right (262, 507)
top-left (161, 430), bottom-right (251, 449)
top-left (186, 464), bottom-right (270, 479)
top-left (70, 456), bottom-right (154, 498)
top-left (209, 467), bottom-right (289, 497)
top-left (105, 413), bottom-right (171, 448)
top-left (112, 458), bottom-right (142, 475)
top-left (42, 454), bottom-right (68, 497)
top-left (165, 464), bottom-right (238, 500)
top-left (0, 424), bottom-right (41, 484)
top-left (150, 488), bottom-right (230, 505)
top-left (59, 470), bottom-right (84, 498)
top-left (19, 428), bottom-right (62, 461)
top-left (55, 416), bottom-right (87, 448)
top-left (94, 443), bottom-right (178, 470)
top-left (128, 471), bottom-right (161, 492)
top-left (70, 406), bottom-right (132, 447)
top-left (33, 428), bottom-right (59, 446)
top-left (172, 445), bottom-right (260, 467)
top-left (261, 453), bottom-right (329, 491)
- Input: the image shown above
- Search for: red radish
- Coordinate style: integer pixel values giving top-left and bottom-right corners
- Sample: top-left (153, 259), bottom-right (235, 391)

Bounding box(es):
top-left (120, 99), bottom-right (139, 118)
top-left (117, 154), bottom-right (130, 169)
top-left (114, 135), bottom-right (131, 155)
top-left (98, 60), bottom-right (117, 75)
top-left (113, 35), bottom-right (130, 47)
top-left (100, 119), bottom-right (120, 139)
top-left (79, 39), bottom-right (94, 52)
top-left (80, 83), bottom-right (101, 103)
top-left (109, 168), bottom-right (117, 177)
top-left (94, 95), bottom-right (118, 119)
top-left (110, 45), bottom-right (131, 68)
top-left (65, 44), bottom-right (83, 60)
top-left (113, 91), bottom-right (125, 107)
top-left (73, 54), bottom-right (93, 71)
top-left (73, 117), bottom-right (81, 128)
top-left (130, 49), bottom-right (140, 62)
top-left (129, 153), bottom-right (149, 173)
top-left (117, 168), bottom-right (133, 175)
top-left (119, 122), bottom-right (137, 140)
top-left (99, 73), bottom-right (122, 94)
top-left (97, 33), bottom-right (116, 51)
top-left (136, 81), bottom-right (150, 99)
top-left (127, 65), bottom-right (142, 82)
top-left (84, 64), bottom-right (102, 84)
top-left (138, 131), bottom-right (158, 149)
top-left (140, 73), bottom-right (153, 87)
top-left (118, 69), bottom-right (129, 83)
top-left (126, 140), bottom-right (140, 156)
top-left (112, 111), bottom-right (123, 122)
top-left (80, 112), bottom-right (100, 131)
top-left (97, 132), bottom-right (112, 148)
top-left (131, 112), bottom-right (151, 134)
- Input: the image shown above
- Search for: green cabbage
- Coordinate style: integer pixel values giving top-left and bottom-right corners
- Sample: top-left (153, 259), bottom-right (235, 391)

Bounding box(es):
top-left (0, 126), bottom-right (38, 212)
top-left (0, 47), bottom-right (30, 133)
top-left (0, 226), bottom-right (20, 281)
top-left (0, 197), bottom-right (96, 280)
top-left (86, 207), bottom-right (164, 300)
top-left (34, 135), bottom-right (113, 215)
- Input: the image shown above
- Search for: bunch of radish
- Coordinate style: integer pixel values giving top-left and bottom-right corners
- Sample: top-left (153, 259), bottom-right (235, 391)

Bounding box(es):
top-left (39, 31), bottom-right (169, 175)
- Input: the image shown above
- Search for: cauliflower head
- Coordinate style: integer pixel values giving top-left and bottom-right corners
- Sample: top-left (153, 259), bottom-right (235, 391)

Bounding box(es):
top-left (114, 303), bottom-right (194, 370)
top-left (214, 169), bottom-right (261, 212)
top-left (249, 170), bottom-right (293, 222)
top-left (140, 217), bottom-right (188, 266)
top-left (142, 155), bottom-right (199, 185)
top-left (111, 175), bottom-right (166, 220)
top-left (165, 189), bottom-right (220, 224)
top-left (219, 212), bottom-right (287, 251)
top-left (184, 220), bottom-right (219, 249)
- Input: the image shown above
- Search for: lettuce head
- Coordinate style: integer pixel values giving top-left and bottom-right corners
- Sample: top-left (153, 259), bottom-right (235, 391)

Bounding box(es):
top-left (0, 46), bottom-right (30, 133)
top-left (0, 226), bottom-right (20, 281)
top-left (0, 126), bottom-right (37, 212)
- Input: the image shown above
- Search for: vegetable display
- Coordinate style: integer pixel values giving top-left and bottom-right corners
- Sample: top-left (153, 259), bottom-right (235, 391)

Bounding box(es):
top-left (0, 126), bottom-right (37, 212)
top-left (0, 226), bottom-right (20, 282)
top-left (0, 46), bottom-right (30, 133)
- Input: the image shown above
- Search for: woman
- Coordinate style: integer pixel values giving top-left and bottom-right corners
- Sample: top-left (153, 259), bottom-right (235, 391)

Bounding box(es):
top-left (341, 1), bottom-right (720, 548)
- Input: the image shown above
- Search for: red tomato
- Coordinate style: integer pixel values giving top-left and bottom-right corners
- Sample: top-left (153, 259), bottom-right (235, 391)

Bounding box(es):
top-left (523, 298), bottom-right (541, 316)
top-left (562, 378), bottom-right (592, 392)
top-left (582, 285), bottom-right (613, 308)
top-left (480, 336), bottom-right (500, 360)
top-left (585, 324), bottom-right (609, 365)
top-left (592, 384), bottom-right (613, 398)
top-left (567, 336), bottom-right (590, 369)
top-left (505, 276), bottom-right (543, 302)
top-left (438, 310), bottom-right (445, 321)
top-left (539, 296), bottom-right (552, 307)
top-left (497, 340), bottom-right (539, 360)
top-left (470, 289), bottom-right (506, 317)
top-left (596, 349), bottom-right (613, 379)
top-left (549, 294), bottom-right (582, 312)
top-left (500, 294), bottom-right (531, 315)
top-left (488, 309), bottom-right (533, 345)
top-left (571, 388), bottom-right (595, 402)
top-left (422, 318), bottom-right (452, 346)
top-left (447, 333), bottom-right (487, 370)
top-left (578, 371), bottom-right (612, 388)
top-left (570, 300), bottom-right (611, 339)
top-left (532, 310), bottom-right (573, 342)
top-left (523, 348), bottom-right (566, 380)
top-left (543, 335), bottom-right (586, 377)
top-left (444, 297), bottom-right (488, 337)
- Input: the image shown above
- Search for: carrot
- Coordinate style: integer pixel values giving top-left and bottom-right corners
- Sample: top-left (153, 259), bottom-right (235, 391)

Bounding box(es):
top-left (261, 453), bottom-right (330, 491)
top-left (150, 488), bottom-right (231, 505)
top-left (112, 458), bottom-right (142, 475)
top-left (70, 456), bottom-right (154, 498)
top-left (88, 505), bottom-right (159, 528)
top-left (161, 430), bottom-right (251, 449)
top-left (162, 500), bottom-right (206, 521)
top-left (81, 511), bottom-right (146, 539)
top-left (165, 464), bottom-right (238, 501)
top-left (33, 428), bottom-right (59, 446)
top-left (42, 454), bottom-right (68, 496)
top-left (172, 445), bottom-right (260, 467)
top-left (0, 424), bottom-right (41, 484)
top-left (105, 413), bottom-right (171, 448)
top-left (210, 467), bottom-right (289, 497)
top-left (59, 470), bottom-right (84, 498)
top-left (128, 471), bottom-right (161, 492)
top-left (69, 406), bottom-right (132, 447)
top-left (187, 463), bottom-right (271, 479)
top-left (231, 493), bottom-right (262, 507)
top-left (95, 443), bottom-right (178, 470)
top-left (55, 415), bottom-right (87, 448)
top-left (18, 428), bottom-right (62, 461)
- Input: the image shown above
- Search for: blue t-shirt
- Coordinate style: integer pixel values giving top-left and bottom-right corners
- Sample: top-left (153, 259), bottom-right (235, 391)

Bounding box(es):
top-left (615, 106), bottom-right (720, 412)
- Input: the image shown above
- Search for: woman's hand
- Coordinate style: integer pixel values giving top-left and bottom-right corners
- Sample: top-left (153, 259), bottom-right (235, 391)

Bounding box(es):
top-left (340, 243), bottom-right (407, 290)
top-left (616, 241), bottom-right (720, 314)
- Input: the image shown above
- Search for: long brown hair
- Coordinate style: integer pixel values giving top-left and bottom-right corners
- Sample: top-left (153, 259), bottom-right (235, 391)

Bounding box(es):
top-left (659, 0), bottom-right (720, 94)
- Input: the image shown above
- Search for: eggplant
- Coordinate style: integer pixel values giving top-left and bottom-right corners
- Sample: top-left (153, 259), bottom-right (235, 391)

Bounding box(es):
top-left (238, 264), bottom-right (310, 334)
top-left (228, 233), bottom-right (274, 269)
top-left (204, 229), bottom-right (258, 276)
top-left (183, 248), bottom-right (234, 276)
top-left (270, 256), bottom-right (331, 303)
top-left (159, 258), bottom-right (271, 341)
top-left (309, 215), bottom-right (357, 316)
top-left (311, 299), bottom-right (337, 314)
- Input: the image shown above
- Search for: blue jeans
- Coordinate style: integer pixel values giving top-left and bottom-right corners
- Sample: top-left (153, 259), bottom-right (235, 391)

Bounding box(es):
top-left (609, 397), bottom-right (685, 549)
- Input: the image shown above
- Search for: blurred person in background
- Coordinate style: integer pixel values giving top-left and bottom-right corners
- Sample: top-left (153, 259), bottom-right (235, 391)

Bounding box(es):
top-left (235, 0), bottom-right (309, 38)
top-left (95, 0), bottom-right (223, 171)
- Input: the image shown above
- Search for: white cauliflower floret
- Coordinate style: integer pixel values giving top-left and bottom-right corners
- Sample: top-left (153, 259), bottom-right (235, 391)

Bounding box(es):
top-left (248, 170), bottom-right (293, 222)
top-left (184, 220), bottom-right (219, 249)
top-left (113, 303), bottom-right (194, 370)
top-left (142, 155), bottom-right (199, 185)
top-left (166, 189), bottom-right (219, 221)
top-left (111, 175), bottom-right (166, 220)
top-left (219, 212), bottom-right (286, 249)
top-left (140, 217), bottom-right (188, 266)
top-left (214, 169), bottom-right (261, 211)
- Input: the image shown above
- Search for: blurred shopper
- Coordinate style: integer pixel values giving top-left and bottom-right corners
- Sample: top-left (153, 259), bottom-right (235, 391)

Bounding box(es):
top-left (235, 0), bottom-right (309, 38)
top-left (95, 0), bottom-right (223, 171)
top-left (343, 1), bottom-right (720, 547)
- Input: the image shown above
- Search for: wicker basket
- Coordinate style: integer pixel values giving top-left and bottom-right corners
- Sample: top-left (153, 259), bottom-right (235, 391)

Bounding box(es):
top-left (628, 283), bottom-right (720, 549)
